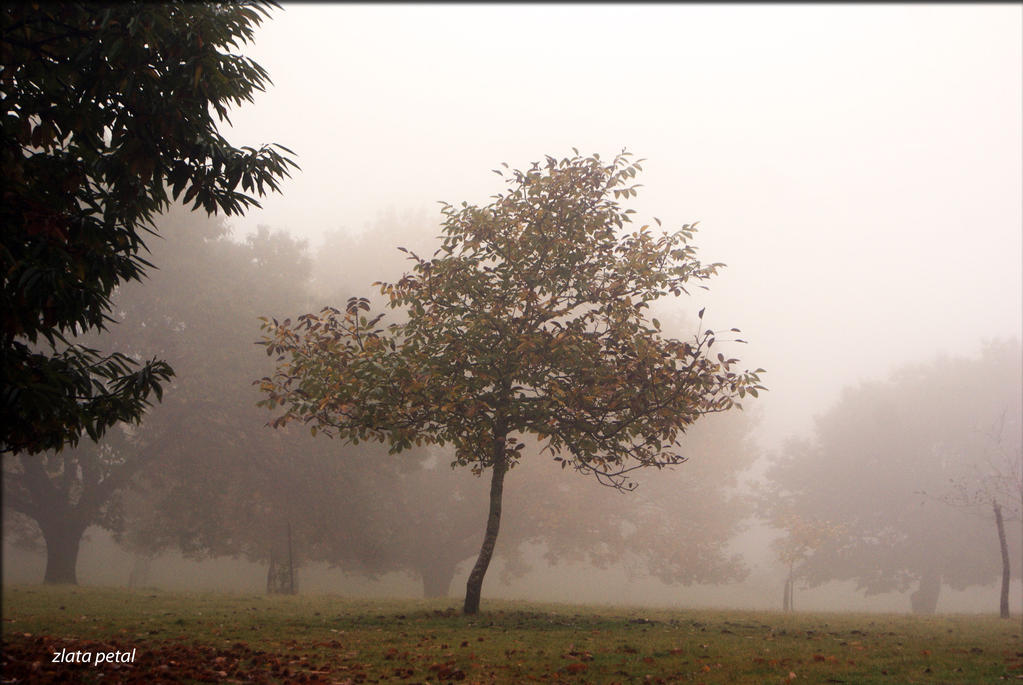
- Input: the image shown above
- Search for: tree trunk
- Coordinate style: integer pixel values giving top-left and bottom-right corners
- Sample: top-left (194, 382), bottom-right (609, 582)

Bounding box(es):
top-left (783, 561), bottom-right (794, 612)
top-left (994, 501), bottom-right (1011, 619)
top-left (286, 520), bottom-right (296, 595)
top-left (421, 558), bottom-right (458, 598)
top-left (266, 552), bottom-right (274, 593)
top-left (909, 571), bottom-right (941, 614)
top-left (266, 523), bottom-right (297, 594)
top-left (127, 555), bottom-right (153, 588)
top-left (463, 428), bottom-right (509, 615)
top-left (40, 521), bottom-right (85, 584)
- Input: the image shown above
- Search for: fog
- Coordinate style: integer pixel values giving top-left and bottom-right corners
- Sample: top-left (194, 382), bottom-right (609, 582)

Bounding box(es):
top-left (4, 4), bottom-right (1021, 615)
top-left (5, 526), bottom-right (1019, 614)
top-left (224, 4), bottom-right (1021, 446)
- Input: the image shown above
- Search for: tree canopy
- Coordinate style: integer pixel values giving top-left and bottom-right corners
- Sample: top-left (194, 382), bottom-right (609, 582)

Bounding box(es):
top-left (259, 150), bottom-right (764, 613)
top-left (1, 1), bottom-right (297, 455)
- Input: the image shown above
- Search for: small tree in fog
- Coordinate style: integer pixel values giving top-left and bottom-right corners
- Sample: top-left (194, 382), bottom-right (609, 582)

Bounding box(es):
top-left (258, 150), bottom-right (764, 615)
top-left (937, 410), bottom-right (1022, 619)
top-left (770, 509), bottom-right (843, 612)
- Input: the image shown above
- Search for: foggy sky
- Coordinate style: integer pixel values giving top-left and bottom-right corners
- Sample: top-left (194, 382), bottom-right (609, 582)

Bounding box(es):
top-left (223, 4), bottom-right (1022, 449)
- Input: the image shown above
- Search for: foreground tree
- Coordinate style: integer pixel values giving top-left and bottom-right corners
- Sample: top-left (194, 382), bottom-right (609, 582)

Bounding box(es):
top-left (259, 151), bottom-right (764, 614)
top-left (307, 222), bottom-right (760, 599)
top-left (0, 1), bottom-right (296, 456)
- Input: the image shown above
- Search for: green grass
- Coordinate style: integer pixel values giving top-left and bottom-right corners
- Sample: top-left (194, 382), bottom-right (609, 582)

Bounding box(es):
top-left (2, 584), bottom-right (1020, 683)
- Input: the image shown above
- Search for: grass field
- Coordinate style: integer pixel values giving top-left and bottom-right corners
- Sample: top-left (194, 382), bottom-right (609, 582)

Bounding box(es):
top-left (2, 585), bottom-right (1020, 683)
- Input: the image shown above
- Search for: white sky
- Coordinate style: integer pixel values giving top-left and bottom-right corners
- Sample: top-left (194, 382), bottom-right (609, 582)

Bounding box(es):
top-left (224, 3), bottom-right (1022, 449)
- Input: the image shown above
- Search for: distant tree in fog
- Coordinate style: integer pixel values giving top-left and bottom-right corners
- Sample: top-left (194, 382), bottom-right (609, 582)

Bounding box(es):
top-left (2, 205), bottom-right (311, 584)
top-left (768, 508), bottom-right (843, 612)
top-left (763, 340), bottom-right (1021, 614)
top-left (310, 445), bottom-right (490, 598)
top-left (310, 207), bottom-right (437, 305)
top-left (258, 150), bottom-right (765, 614)
top-left (936, 408), bottom-right (1022, 619)
top-left (500, 409), bottom-right (758, 589)
top-left (106, 208), bottom-right (323, 580)
top-left (0, 1), bottom-right (296, 457)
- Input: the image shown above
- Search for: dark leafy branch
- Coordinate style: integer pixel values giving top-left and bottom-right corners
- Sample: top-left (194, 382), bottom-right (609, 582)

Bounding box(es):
top-left (2, 2), bottom-right (296, 455)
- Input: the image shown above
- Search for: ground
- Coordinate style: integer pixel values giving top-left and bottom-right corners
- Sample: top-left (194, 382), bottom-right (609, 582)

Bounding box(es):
top-left (2, 585), bottom-right (1020, 683)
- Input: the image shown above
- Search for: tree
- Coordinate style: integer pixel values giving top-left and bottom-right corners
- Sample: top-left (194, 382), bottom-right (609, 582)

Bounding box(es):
top-left (4, 440), bottom-right (132, 583)
top-left (103, 212), bottom-right (317, 580)
top-left (2, 205), bottom-right (312, 584)
top-left (763, 340), bottom-right (1021, 614)
top-left (302, 214), bottom-right (761, 600)
top-left (258, 150), bottom-right (764, 614)
top-left (497, 408), bottom-right (758, 591)
top-left (938, 408), bottom-right (1022, 619)
top-left (0, 1), bottom-right (296, 456)
top-left (287, 443), bottom-right (491, 598)
top-left (770, 510), bottom-right (843, 612)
